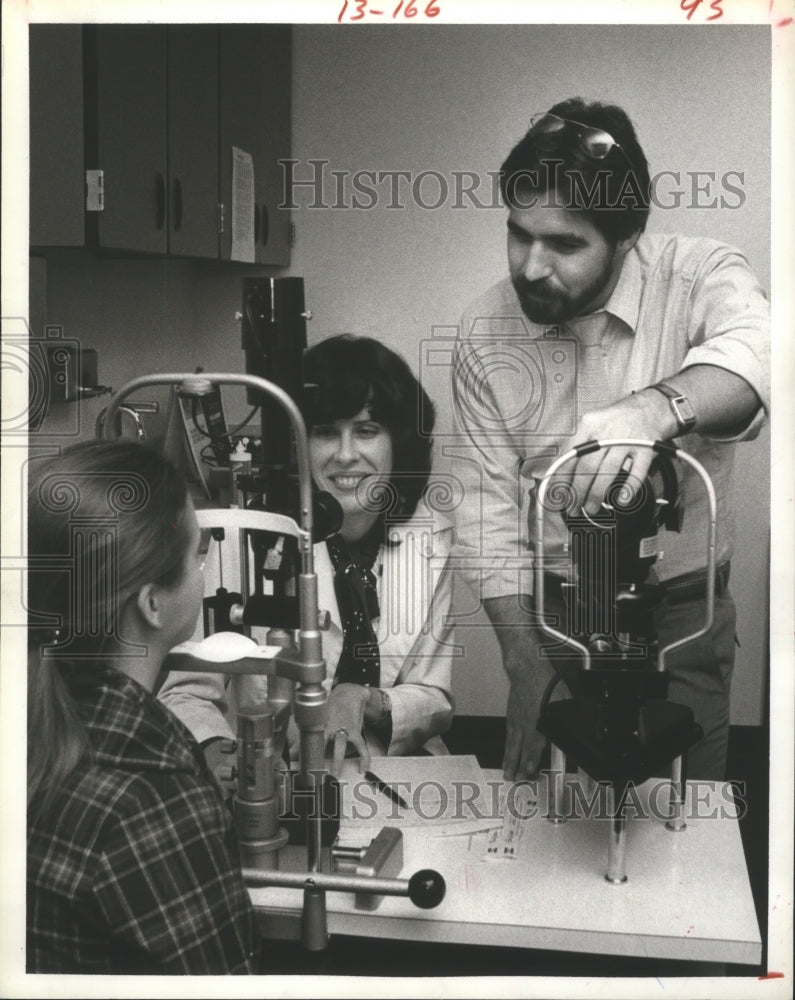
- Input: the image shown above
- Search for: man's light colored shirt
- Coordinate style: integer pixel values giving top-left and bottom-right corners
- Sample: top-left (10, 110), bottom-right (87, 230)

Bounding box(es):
top-left (450, 232), bottom-right (770, 597)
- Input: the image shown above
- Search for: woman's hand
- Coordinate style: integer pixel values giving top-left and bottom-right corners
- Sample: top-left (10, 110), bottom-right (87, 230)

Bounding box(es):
top-left (325, 683), bottom-right (373, 775)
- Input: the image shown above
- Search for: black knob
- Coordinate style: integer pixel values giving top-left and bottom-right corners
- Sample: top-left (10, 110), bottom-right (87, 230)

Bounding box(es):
top-left (408, 869), bottom-right (446, 909)
top-left (312, 489), bottom-right (344, 542)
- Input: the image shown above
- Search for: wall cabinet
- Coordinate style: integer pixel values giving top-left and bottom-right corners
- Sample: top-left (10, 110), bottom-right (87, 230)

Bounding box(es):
top-left (219, 25), bottom-right (292, 265)
top-left (168, 26), bottom-right (221, 259)
top-left (84, 25), bottom-right (170, 255)
top-left (30, 23), bottom-right (291, 264)
top-left (29, 25), bottom-right (86, 247)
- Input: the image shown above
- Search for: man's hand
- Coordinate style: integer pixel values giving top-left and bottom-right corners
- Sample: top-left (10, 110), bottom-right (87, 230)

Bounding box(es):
top-left (555, 367), bottom-right (762, 516)
top-left (501, 637), bottom-right (559, 780)
top-left (483, 597), bottom-right (561, 781)
top-left (553, 390), bottom-right (674, 516)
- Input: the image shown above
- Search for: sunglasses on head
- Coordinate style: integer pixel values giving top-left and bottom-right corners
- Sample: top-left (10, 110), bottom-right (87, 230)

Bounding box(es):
top-left (529, 112), bottom-right (632, 164)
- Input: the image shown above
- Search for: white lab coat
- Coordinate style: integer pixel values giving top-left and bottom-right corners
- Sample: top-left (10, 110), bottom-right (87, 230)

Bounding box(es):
top-left (158, 504), bottom-right (455, 757)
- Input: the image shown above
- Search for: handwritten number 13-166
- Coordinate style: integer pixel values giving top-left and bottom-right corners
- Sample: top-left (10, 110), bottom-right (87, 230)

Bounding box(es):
top-left (680, 0), bottom-right (724, 20)
top-left (338, 0), bottom-right (441, 20)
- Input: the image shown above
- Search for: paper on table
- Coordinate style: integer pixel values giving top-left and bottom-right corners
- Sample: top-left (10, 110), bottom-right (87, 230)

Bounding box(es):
top-left (482, 781), bottom-right (537, 861)
top-left (231, 146), bottom-right (255, 263)
top-left (338, 755), bottom-right (504, 832)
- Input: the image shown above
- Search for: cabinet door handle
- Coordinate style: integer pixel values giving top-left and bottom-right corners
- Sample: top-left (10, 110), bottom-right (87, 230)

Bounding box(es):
top-left (173, 178), bottom-right (183, 232)
top-left (260, 204), bottom-right (269, 246)
top-left (155, 172), bottom-right (167, 230)
top-left (253, 201), bottom-right (260, 243)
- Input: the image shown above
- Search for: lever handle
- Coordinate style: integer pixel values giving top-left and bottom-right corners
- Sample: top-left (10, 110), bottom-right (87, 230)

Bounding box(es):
top-left (408, 869), bottom-right (447, 909)
top-left (242, 866), bottom-right (447, 909)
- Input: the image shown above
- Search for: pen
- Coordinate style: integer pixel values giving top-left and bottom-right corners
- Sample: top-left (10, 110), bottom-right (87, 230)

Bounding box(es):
top-left (364, 770), bottom-right (410, 810)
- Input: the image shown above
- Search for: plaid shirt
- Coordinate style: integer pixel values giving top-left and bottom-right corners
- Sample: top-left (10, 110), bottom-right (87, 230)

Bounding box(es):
top-left (27, 664), bottom-right (257, 974)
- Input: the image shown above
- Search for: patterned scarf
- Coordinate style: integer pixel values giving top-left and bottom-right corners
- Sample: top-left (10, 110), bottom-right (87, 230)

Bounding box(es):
top-left (326, 523), bottom-right (382, 687)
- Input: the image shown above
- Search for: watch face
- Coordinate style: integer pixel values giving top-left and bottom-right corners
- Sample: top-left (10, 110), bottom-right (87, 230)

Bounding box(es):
top-left (672, 396), bottom-right (695, 428)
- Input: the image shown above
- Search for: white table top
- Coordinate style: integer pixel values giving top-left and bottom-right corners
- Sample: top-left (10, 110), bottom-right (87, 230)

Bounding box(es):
top-left (248, 761), bottom-right (762, 965)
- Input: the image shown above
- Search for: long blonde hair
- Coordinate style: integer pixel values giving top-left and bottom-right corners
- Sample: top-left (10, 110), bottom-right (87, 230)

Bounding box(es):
top-left (27, 440), bottom-right (191, 822)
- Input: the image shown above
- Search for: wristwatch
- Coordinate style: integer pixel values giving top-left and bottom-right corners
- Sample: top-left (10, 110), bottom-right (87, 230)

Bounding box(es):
top-left (647, 381), bottom-right (696, 435)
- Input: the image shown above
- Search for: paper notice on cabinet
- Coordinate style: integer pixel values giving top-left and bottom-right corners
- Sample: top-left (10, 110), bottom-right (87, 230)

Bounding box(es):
top-left (231, 146), bottom-right (255, 263)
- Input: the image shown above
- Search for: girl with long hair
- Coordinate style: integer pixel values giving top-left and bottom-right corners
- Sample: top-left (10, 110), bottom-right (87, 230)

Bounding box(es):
top-left (27, 440), bottom-right (256, 974)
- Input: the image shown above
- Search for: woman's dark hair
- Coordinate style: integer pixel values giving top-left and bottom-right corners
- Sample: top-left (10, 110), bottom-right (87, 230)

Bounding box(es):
top-left (27, 439), bottom-right (191, 821)
top-left (500, 97), bottom-right (651, 243)
top-left (302, 335), bottom-right (435, 523)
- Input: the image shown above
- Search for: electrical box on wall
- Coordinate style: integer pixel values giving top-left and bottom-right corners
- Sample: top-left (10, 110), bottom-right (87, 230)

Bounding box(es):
top-left (46, 343), bottom-right (98, 402)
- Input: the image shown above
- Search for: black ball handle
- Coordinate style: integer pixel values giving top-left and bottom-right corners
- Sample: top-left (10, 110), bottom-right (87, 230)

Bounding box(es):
top-left (408, 869), bottom-right (446, 909)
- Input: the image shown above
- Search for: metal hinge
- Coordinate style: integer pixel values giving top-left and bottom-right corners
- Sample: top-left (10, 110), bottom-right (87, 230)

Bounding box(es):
top-left (86, 170), bottom-right (104, 212)
top-left (218, 202), bottom-right (225, 234)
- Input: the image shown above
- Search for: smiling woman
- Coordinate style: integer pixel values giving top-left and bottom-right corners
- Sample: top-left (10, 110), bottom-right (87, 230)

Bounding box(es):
top-left (309, 409), bottom-right (394, 541)
top-left (303, 334), bottom-right (435, 531)
top-left (159, 335), bottom-right (456, 779)
top-left (299, 335), bottom-right (454, 766)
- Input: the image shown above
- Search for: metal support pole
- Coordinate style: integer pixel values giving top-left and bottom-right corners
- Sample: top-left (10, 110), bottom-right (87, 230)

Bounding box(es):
top-left (605, 783), bottom-right (628, 884)
top-left (666, 754), bottom-right (688, 832)
top-left (547, 744), bottom-right (567, 824)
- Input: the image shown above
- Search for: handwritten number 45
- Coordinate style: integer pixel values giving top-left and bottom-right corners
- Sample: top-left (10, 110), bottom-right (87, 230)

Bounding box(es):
top-left (681, 0), bottom-right (724, 20)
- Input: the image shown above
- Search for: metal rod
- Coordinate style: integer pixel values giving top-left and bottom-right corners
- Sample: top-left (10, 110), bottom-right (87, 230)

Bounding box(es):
top-left (666, 754), bottom-right (688, 832)
top-left (243, 867), bottom-right (416, 897)
top-left (535, 447), bottom-right (591, 668)
top-left (533, 439), bottom-right (717, 672)
top-left (547, 744), bottom-right (567, 824)
top-left (605, 784), bottom-right (628, 884)
top-left (101, 372), bottom-right (316, 581)
top-left (656, 450), bottom-right (717, 671)
top-left (332, 845), bottom-right (367, 860)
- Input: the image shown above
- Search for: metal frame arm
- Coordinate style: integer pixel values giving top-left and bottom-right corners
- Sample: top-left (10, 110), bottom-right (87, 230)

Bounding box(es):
top-left (534, 438), bottom-right (717, 671)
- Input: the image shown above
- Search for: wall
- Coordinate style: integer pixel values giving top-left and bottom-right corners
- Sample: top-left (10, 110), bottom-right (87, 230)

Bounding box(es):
top-left (35, 23), bottom-right (771, 723)
top-left (284, 23), bottom-right (771, 724)
top-left (32, 252), bottom-right (285, 444)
